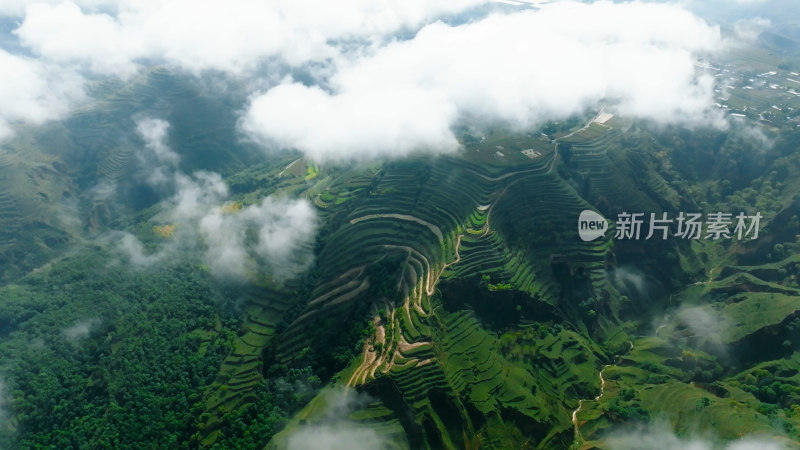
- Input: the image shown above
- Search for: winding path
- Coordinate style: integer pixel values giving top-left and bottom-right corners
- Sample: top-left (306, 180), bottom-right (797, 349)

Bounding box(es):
top-left (571, 364), bottom-right (611, 445)
top-left (346, 204), bottom-right (482, 388)
top-left (571, 340), bottom-right (633, 447)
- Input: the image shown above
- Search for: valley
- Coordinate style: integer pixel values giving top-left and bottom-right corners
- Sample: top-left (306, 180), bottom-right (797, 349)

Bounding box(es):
top-left (0, 8), bottom-right (800, 449)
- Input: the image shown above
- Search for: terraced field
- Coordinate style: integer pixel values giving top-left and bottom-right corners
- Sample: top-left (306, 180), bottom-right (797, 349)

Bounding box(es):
top-left (0, 149), bottom-right (21, 254)
top-left (259, 123), bottom-right (637, 449)
top-left (574, 244), bottom-right (800, 447)
top-left (198, 281), bottom-right (303, 445)
top-left (4, 39), bottom-right (800, 449)
top-left (0, 137), bottom-right (80, 280)
top-left (170, 109), bottom-right (800, 449)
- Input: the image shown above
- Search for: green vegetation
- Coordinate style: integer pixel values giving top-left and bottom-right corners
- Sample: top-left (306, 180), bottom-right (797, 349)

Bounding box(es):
top-left (3, 48), bottom-right (800, 450)
top-left (0, 248), bottom-right (236, 448)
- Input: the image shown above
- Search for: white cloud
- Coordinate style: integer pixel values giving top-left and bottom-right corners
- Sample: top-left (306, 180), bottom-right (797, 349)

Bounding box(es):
top-left (168, 171), bottom-right (229, 220)
top-left (733, 17), bottom-right (771, 42)
top-left (119, 169), bottom-right (317, 280)
top-left (285, 389), bottom-right (394, 450)
top-left (88, 179), bottom-right (118, 202)
top-left (15, 2), bottom-right (142, 76)
top-left (243, 1), bottom-right (726, 162)
top-left (727, 440), bottom-right (785, 450)
top-left (4, 0), bottom-right (733, 162)
top-left (136, 118), bottom-right (180, 187)
top-left (55, 196), bottom-right (83, 231)
top-left (0, 0), bottom-right (115, 17)
top-left (608, 266), bottom-right (649, 297)
top-left (287, 424), bottom-right (390, 450)
top-left (174, 175), bottom-right (317, 280)
top-left (0, 48), bottom-right (84, 141)
top-left (731, 119), bottom-right (773, 150)
top-left (118, 232), bottom-right (166, 265)
top-left (119, 119), bottom-right (317, 280)
top-left (62, 318), bottom-right (100, 341)
top-left (196, 207), bottom-right (249, 279)
top-left (605, 422), bottom-right (786, 450)
top-left (241, 83), bottom-right (459, 162)
top-left (15, 0), bottom-right (488, 76)
top-left (677, 305), bottom-right (729, 345)
top-left (246, 197), bottom-right (317, 279)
